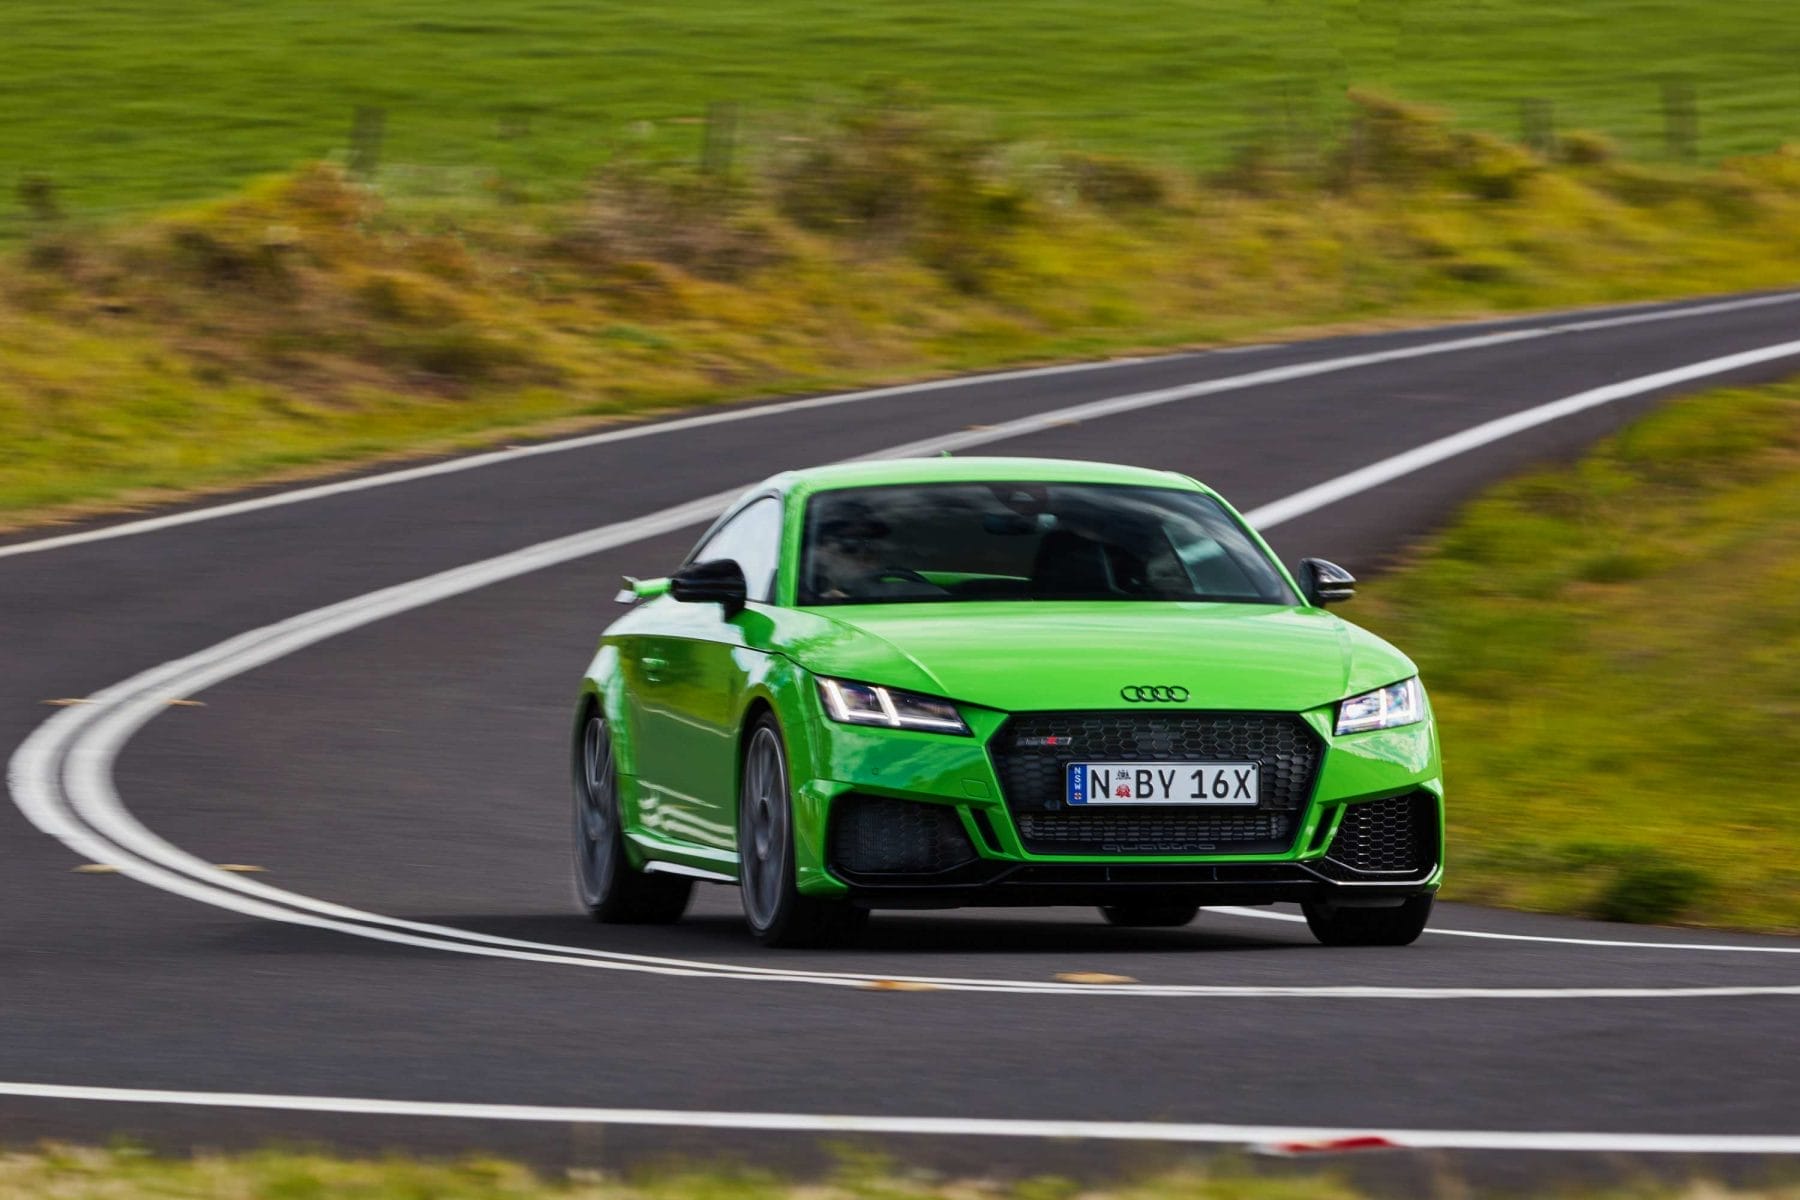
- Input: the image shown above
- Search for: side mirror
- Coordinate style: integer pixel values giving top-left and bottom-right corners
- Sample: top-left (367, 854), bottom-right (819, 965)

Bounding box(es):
top-left (1299, 558), bottom-right (1356, 606)
top-left (670, 558), bottom-right (748, 616)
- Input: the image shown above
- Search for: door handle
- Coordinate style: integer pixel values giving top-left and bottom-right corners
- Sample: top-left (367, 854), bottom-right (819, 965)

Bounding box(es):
top-left (641, 656), bottom-right (668, 681)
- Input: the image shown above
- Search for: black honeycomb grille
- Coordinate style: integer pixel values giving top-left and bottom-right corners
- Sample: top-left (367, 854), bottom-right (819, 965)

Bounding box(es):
top-left (828, 794), bottom-right (977, 877)
top-left (990, 711), bottom-right (1321, 855)
top-left (1318, 793), bottom-right (1437, 877)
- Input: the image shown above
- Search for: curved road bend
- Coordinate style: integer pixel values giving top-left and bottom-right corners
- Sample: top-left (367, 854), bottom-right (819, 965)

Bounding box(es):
top-left (2, 291), bottom-right (1798, 1181)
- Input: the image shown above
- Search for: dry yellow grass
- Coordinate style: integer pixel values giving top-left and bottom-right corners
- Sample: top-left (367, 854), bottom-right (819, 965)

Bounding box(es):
top-left (5, 95), bottom-right (1800, 526)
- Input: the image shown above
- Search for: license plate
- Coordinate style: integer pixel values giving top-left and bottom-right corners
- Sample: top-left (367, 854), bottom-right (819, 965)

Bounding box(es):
top-left (1067, 762), bottom-right (1260, 806)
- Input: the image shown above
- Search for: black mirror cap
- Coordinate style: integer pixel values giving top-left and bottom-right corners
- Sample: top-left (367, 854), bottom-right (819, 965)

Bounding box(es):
top-left (670, 558), bottom-right (749, 616)
top-left (1299, 557), bottom-right (1356, 606)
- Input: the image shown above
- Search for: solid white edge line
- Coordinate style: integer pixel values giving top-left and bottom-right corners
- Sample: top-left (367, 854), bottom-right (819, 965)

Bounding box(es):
top-left (4, 288), bottom-right (1799, 563)
top-left (0, 355), bottom-right (1147, 561)
top-left (0, 1082), bottom-right (1794, 1154)
top-left (35, 672), bottom-right (1799, 994)
top-left (1240, 338), bottom-right (1800, 529)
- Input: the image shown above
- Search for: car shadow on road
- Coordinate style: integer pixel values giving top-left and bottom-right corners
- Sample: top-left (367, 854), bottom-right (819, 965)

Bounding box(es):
top-left (203, 901), bottom-right (1312, 961)
top-left (428, 909), bottom-right (1310, 957)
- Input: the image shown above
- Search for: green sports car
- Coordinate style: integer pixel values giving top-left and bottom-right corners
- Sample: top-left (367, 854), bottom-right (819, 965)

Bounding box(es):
top-left (572, 457), bottom-right (1443, 947)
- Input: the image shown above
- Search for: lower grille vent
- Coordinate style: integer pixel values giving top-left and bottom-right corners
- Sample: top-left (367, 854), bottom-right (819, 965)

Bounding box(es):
top-left (1319, 793), bottom-right (1436, 877)
top-left (829, 795), bottom-right (977, 877)
top-left (1017, 810), bottom-right (1295, 856)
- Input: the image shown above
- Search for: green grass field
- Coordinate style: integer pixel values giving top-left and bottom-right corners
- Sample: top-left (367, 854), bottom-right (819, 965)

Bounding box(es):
top-left (1357, 379), bottom-right (1800, 932)
top-left (5, 0), bottom-right (1800, 229)
top-left (4, 1146), bottom-right (1795, 1200)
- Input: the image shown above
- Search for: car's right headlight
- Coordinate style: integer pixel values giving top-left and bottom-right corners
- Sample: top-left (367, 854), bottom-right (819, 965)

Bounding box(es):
top-left (816, 676), bottom-right (970, 736)
top-left (1335, 677), bottom-right (1424, 735)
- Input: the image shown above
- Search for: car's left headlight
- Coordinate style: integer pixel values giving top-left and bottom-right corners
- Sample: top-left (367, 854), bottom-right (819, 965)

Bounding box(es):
top-left (816, 676), bottom-right (971, 736)
top-left (1335, 677), bottom-right (1424, 735)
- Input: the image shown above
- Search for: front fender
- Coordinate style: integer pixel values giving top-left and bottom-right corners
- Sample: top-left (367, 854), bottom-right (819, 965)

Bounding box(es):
top-left (728, 656), bottom-right (849, 897)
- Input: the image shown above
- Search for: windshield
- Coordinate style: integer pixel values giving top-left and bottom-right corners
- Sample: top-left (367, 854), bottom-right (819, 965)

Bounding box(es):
top-left (797, 482), bottom-right (1297, 606)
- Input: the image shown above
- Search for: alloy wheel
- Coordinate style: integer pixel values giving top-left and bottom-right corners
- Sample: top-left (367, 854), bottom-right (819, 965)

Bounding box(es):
top-left (740, 725), bottom-right (789, 932)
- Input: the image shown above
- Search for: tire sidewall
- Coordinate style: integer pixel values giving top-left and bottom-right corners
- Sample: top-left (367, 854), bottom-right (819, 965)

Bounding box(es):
top-left (739, 716), bottom-right (794, 939)
top-left (573, 712), bottom-right (622, 913)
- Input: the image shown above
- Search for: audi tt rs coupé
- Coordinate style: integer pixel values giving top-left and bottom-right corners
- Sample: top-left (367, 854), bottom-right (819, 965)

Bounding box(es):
top-left (572, 458), bottom-right (1443, 946)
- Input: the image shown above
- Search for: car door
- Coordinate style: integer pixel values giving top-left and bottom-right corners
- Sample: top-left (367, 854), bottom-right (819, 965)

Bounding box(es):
top-left (629, 495), bottom-right (783, 854)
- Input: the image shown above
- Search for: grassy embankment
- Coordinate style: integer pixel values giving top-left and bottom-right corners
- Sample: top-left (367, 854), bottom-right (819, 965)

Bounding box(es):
top-left (1356, 379), bottom-right (1800, 932)
top-left (4, 1147), bottom-right (1796, 1200)
top-left (6, 0), bottom-right (1800, 226)
top-left (6, 92), bottom-right (1800, 524)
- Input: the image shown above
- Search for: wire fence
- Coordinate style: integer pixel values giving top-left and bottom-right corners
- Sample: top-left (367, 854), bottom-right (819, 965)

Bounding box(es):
top-left (3, 78), bottom-right (1796, 238)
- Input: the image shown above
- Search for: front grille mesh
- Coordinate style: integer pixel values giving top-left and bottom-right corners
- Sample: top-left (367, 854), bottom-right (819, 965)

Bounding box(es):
top-left (829, 794), bottom-right (977, 876)
top-left (989, 711), bottom-right (1321, 855)
top-left (1317, 793), bottom-right (1436, 877)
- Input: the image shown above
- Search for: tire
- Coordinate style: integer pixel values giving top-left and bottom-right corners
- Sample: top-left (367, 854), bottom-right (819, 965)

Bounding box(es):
top-left (738, 716), bottom-right (868, 948)
top-left (573, 711), bottom-right (691, 924)
top-left (1302, 894), bottom-right (1433, 946)
top-left (1099, 903), bottom-right (1201, 928)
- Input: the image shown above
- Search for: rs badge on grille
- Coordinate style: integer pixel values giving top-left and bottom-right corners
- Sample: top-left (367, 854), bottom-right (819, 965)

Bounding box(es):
top-left (1016, 735), bottom-right (1073, 747)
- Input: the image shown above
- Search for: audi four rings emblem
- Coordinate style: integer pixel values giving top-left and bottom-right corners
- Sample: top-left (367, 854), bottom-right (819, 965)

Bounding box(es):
top-left (1120, 685), bottom-right (1189, 702)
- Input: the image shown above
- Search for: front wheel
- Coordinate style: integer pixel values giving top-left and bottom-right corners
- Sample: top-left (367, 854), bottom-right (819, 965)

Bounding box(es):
top-left (739, 717), bottom-right (867, 948)
top-left (1302, 895), bottom-right (1433, 946)
top-left (573, 712), bottom-right (691, 924)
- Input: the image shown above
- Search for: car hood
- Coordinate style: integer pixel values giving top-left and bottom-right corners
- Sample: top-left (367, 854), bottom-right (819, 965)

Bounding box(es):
top-left (783, 601), bottom-right (1415, 714)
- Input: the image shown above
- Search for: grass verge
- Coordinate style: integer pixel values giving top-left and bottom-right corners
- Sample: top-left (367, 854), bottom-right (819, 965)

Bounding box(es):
top-left (1354, 378), bottom-right (1800, 932)
top-left (5, 92), bottom-right (1800, 527)
top-left (2, 1146), bottom-right (1795, 1200)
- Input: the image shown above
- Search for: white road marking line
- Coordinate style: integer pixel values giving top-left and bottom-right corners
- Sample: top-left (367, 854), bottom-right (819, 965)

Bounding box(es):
top-left (0, 1081), bottom-right (1794, 1153)
top-left (29, 691), bottom-right (1798, 996)
top-left (1212, 906), bottom-right (1800, 954)
top-left (4, 289), bottom-right (1798, 564)
top-left (1241, 338), bottom-right (1800, 529)
top-left (9, 319), bottom-right (1800, 1002)
top-left (0, 357), bottom-right (1160, 562)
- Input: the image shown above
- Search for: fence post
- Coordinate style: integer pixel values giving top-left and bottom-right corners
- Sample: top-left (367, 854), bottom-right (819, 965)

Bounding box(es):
top-left (1661, 81), bottom-right (1697, 162)
top-left (702, 101), bottom-right (738, 179)
top-left (349, 105), bottom-right (387, 180)
top-left (1520, 97), bottom-right (1555, 156)
top-left (18, 176), bottom-right (62, 222)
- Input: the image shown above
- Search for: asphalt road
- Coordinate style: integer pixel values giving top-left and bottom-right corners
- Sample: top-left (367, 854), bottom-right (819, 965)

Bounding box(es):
top-left (3, 292), bottom-right (1798, 1186)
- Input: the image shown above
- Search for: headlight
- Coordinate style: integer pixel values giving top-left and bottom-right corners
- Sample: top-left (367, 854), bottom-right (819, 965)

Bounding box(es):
top-left (1335, 677), bottom-right (1424, 735)
top-left (816, 677), bottom-right (970, 735)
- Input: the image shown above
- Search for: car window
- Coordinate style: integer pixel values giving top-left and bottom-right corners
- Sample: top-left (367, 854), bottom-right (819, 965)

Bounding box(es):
top-left (797, 482), bottom-right (1296, 606)
top-left (689, 496), bottom-right (782, 603)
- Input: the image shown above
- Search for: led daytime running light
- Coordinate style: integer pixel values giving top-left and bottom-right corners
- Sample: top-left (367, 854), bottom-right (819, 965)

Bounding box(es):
top-left (817, 677), bottom-right (969, 734)
top-left (1335, 677), bottom-right (1423, 736)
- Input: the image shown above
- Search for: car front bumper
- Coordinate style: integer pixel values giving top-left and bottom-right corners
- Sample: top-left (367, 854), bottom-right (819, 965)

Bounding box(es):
top-left (788, 689), bottom-right (1445, 907)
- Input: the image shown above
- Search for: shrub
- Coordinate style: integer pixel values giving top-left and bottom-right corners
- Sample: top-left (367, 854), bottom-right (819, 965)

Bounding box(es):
top-left (1060, 153), bottom-right (1168, 210)
top-left (1556, 130), bottom-right (1617, 166)
top-left (1594, 857), bottom-right (1713, 924)
top-left (556, 169), bottom-right (786, 283)
top-left (769, 87), bottom-right (1030, 291)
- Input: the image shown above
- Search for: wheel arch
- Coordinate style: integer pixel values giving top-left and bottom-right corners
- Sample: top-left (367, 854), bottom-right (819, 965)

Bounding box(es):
top-left (573, 641), bottom-right (640, 786)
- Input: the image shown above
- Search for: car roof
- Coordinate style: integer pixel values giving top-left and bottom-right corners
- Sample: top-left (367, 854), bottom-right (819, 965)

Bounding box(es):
top-left (773, 457), bottom-right (1210, 498)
